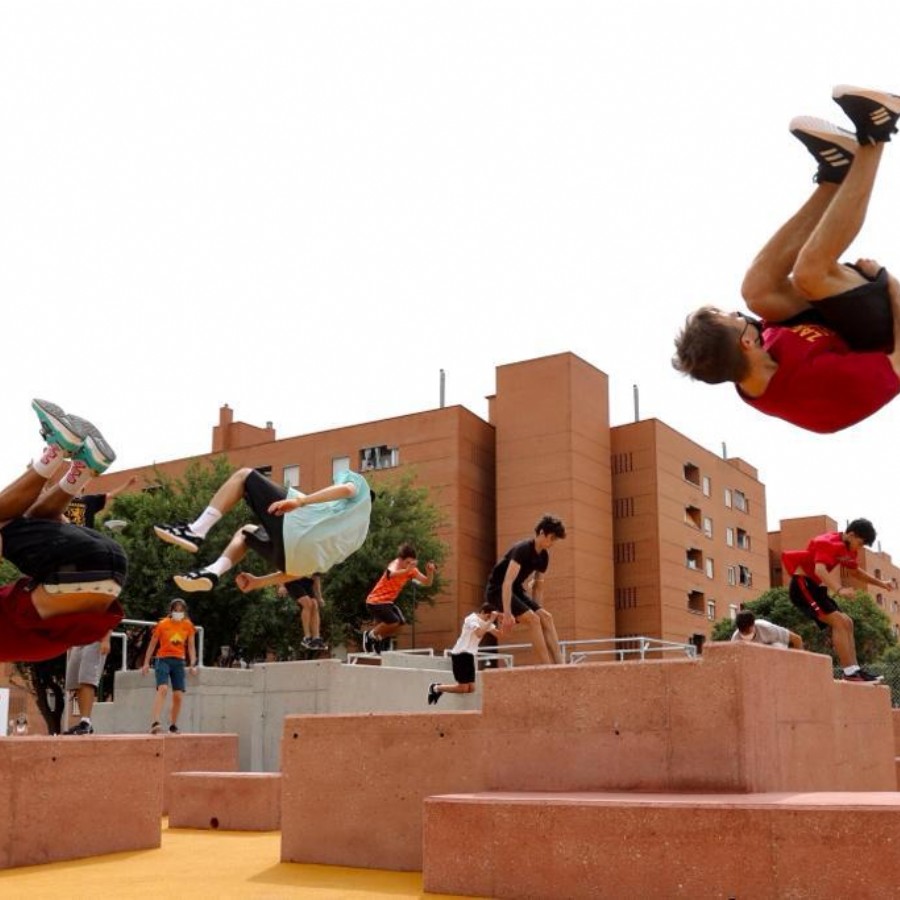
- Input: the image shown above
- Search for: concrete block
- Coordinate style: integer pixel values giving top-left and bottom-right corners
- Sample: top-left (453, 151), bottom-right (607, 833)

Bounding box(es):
top-left (893, 708), bottom-right (900, 757)
top-left (422, 791), bottom-right (900, 899)
top-left (160, 733), bottom-right (239, 814)
top-left (280, 711), bottom-right (487, 870)
top-left (168, 772), bottom-right (281, 831)
top-left (0, 736), bottom-right (162, 868)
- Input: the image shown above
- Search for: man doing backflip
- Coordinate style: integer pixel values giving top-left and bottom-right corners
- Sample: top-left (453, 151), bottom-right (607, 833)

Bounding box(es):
top-left (674, 85), bottom-right (900, 433)
top-left (0, 400), bottom-right (127, 662)
top-left (782, 518), bottom-right (892, 682)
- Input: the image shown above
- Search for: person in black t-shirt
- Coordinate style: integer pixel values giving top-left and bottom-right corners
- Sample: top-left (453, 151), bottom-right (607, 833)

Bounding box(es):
top-left (485, 514), bottom-right (566, 664)
top-left (65, 475), bottom-right (137, 529)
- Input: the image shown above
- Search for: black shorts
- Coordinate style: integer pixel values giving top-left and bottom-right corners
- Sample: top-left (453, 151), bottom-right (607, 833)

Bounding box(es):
top-left (485, 587), bottom-right (540, 618)
top-left (802, 265), bottom-right (892, 352)
top-left (285, 577), bottom-right (316, 600)
top-left (0, 519), bottom-right (128, 586)
top-left (241, 470), bottom-right (289, 570)
top-left (788, 576), bottom-right (836, 630)
top-left (450, 651), bottom-right (476, 685)
top-left (367, 602), bottom-right (406, 625)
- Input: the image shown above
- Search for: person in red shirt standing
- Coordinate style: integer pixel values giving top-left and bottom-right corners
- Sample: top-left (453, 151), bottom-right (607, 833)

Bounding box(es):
top-left (674, 85), bottom-right (900, 433)
top-left (141, 599), bottom-right (198, 734)
top-left (361, 544), bottom-right (435, 654)
top-left (782, 518), bottom-right (894, 682)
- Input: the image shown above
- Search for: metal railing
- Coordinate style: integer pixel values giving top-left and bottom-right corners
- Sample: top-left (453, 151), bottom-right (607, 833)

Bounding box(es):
top-left (111, 618), bottom-right (206, 670)
top-left (562, 637), bottom-right (697, 665)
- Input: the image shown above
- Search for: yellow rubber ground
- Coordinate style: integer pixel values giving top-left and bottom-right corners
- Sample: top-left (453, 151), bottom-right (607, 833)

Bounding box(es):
top-left (0, 820), bottom-right (464, 898)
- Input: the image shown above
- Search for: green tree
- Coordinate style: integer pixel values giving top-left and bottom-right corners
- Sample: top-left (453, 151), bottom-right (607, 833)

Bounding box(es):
top-left (320, 472), bottom-right (447, 648)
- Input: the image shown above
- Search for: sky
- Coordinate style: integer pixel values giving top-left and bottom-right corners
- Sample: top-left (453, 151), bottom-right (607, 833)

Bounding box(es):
top-left (3, 1), bottom-right (900, 551)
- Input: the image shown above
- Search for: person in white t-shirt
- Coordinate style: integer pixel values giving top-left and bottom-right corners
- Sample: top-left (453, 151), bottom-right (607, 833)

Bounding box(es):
top-left (731, 609), bottom-right (803, 649)
top-left (427, 605), bottom-right (499, 705)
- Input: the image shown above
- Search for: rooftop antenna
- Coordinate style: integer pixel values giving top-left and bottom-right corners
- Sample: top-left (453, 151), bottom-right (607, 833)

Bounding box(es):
top-left (633, 384), bottom-right (639, 422)
top-left (440, 369), bottom-right (446, 408)
top-left (722, 441), bottom-right (727, 459)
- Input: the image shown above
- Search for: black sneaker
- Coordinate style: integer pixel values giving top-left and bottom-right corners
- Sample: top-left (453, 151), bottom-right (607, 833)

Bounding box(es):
top-left (150, 721), bottom-right (162, 734)
top-left (844, 668), bottom-right (885, 683)
top-left (154, 523), bottom-right (203, 553)
top-left (427, 683), bottom-right (442, 705)
top-left (300, 636), bottom-right (316, 651)
top-left (63, 719), bottom-right (94, 735)
top-left (173, 570), bottom-right (218, 592)
top-left (309, 637), bottom-right (328, 651)
top-left (360, 630), bottom-right (374, 653)
top-left (790, 116), bottom-right (857, 183)
top-left (833, 85), bottom-right (900, 145)
top-left (169, 724), bottom-right (181, 734)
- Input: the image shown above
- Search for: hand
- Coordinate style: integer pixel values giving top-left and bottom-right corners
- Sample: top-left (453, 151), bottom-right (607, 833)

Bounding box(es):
top-left (268, 497), bottom-right (302, 516)
top-left (500, 611), bottom-right (515, 631)
top-left (882, 579), bottom-right (895, 592)
top-left (854, 257), bottom-right (883, 279)
top-left (425, 561), bottom-right (436, 574)
top-left (190, 664), bottom-right (198, 674)
top-left (235, 572), bottom-right (257, 593)
top-left (141, 664), bottom-right (149, 676)
top-left (100, 638), bottom-right (111, 655)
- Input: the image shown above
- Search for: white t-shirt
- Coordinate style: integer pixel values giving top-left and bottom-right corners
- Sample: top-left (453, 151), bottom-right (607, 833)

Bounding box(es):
top-left (731, 618), bottom-right (790, 648)
top-left (451, 612), bottom-right (494, 655)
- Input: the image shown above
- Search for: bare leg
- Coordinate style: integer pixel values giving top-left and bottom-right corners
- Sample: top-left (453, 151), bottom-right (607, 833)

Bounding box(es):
top-left (0, 468), bottom-right (49, 520)
top-left (434, 683), bottom-right (475, 695)
top-left (169, 690), bottom-right (183, 726)
top-left (742, 184), bottom-right (838, 319)
top-left (371, 622), bottom-right (401, 641)
top-left (310, 601), bottom-right (321, 640)
top-left (821, 610), bottom-right (858, 668)
top-left (151, 685), bottom-right (168, 725)
top-left (206, 468), bottom-right (255, 516)
top-left (793, 144), bottom-right (885, 299)
top-left (25, 482), bottom-right (75, 521)
top-left (76, 684), bottom-right (96, 720)
top-left (518, 610), bottom-right (552, 664)
top-left (298, 597), bottom-right (313, 638)
top-left (219, 528), bottom-right (250, 566)
top-left (537, 609), bottom-right (563, 664)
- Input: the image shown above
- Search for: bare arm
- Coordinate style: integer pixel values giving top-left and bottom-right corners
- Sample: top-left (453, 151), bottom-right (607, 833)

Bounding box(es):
top-left (105, 475), bottom-right (138, 500)
top-left (500, 560), bottom-right (521, 629)
top-left (787, 629), bottom-right (804, 650)
top-left (855, 567), bottom-right (895, 590)
top-left (268, 481), bottom-right (357, 516)
top-left (141, 635), bottom-right (159, 672)
top-left (530, 571), bottom-right (545, 604)
top-left (414, 562), bottom-right (436, 588)
top-left (188, 634), bottom-right (198, 669)
top-left (235, 570), bottom-right (299, 592)
top-left (814, 562), bottom-right (853, 598)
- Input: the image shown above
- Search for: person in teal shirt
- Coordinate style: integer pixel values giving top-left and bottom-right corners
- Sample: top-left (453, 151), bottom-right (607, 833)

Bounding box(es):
top-left (154, 467), bottom-right (371, 593)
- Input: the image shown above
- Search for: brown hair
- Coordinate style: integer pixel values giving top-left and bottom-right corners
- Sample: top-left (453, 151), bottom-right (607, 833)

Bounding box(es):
top-left (397, 543), bottom-right (417, 560)
top-left (673, 307), bottom-right (750, 384)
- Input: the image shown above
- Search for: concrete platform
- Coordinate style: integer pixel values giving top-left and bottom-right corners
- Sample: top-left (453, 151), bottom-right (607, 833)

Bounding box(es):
top-left (168, 772), bottom-right (281, 830)
top-left (159, 733), bottom-right (239, 814)
top-left (423, 790), bottom-right (900, 899)
top-left (0, 736), bottom-right (163, 867)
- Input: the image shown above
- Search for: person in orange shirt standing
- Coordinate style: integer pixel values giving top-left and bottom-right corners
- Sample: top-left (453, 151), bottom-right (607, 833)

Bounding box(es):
top-left (141, 599), bottom-right (198, 733)
top-left (361, 544), bottom-right (435, 654)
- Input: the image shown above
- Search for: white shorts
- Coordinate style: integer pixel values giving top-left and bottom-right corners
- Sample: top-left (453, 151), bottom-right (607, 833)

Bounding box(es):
top-left (65, 641), bottom-right (107, 691)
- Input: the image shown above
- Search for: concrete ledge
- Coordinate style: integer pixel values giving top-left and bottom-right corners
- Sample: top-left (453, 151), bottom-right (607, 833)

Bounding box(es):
top-left (0, 736), bottom-right (162, 868)
top-left (168, 772), bottom-right (281, 831)
top-left (894, 708), bottom-right (900, 756)
top-left (159, 733), bottom-right (239, 814)
top-left (423, 791), bottom-right (900, 899)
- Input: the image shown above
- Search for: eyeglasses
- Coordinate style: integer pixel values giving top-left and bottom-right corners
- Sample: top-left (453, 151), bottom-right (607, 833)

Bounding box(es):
top-left (734, 312), bottom-right (759, 345)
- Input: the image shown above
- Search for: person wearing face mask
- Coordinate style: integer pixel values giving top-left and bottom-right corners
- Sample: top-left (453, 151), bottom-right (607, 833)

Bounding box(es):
top-left (141, 598), bottom-right (198, 734)
top-left (730, 610), bottom-right (803, 650)
top-left (673, 85), bottom-right (900, 434)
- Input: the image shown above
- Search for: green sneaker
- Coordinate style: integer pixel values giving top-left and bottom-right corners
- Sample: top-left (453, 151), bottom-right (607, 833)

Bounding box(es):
top-left (67, 414), bottom-right (116, 474)
top-left (32, 399), bottom-right (84, 452)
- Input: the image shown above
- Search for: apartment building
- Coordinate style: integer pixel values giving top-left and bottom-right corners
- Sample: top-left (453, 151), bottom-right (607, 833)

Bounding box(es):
top-left (87, 351), bottom-right (766, 652)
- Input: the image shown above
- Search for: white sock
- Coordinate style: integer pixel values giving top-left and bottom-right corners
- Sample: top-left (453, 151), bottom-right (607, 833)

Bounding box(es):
top-left (59, 460), bottom-right (92, 496)
top-left (189, 506), bottom-right (223, 538)
top-left (202, 556), bottom-right (233, 578)
top-left (844, 665), bottom-right (860, 676)
top-left (80, 717), bottom-right (91, 725)
top-left (31, 444), bottom-right (65, 479)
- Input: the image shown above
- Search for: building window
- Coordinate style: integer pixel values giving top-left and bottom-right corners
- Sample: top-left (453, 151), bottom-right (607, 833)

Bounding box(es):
top-left (683, 463), bottom-right (700, 487)
top-left (703, 516), bottom-right (713, 538)
top-left (283, 465), bottom-right (300, 489)
top-left (726, 527), bottom-right (735, 547)
top-left (729, 603), bottom-right (739, 621)
top-left (686, 548), bottom-right (703, 571)
top-left (615, 587), bottom-right (638, 610)
top-left (724, 488), bottom-right (732, 508)
top-left (706, 599), bottom-right (716, 621)
top-left (736, 528), bottom-right (750, 551)
top-left (614, 497), bottom-right (635, 518)
top-left (705, 558), bottom-right (714, 579)
top-left (687, 590), bottom-right (704, 614)
top-left (614, 542), bottom-right (637, 564)
top-left (332, 456), bottom-right (350, 480)
top-left (733, 490), bottom-right (748, 513)
top-left (727, 565), bottom-right (736, 586)
top-left (685, 506), bottom-right (702, 529)
top-left (613, 452), bottom-right (634, 474)
top-left (738, 565), bottom-right (752, 588)
top-left (255, 465), bottom-right (272, 477)
top-left (702, 475), bottom-right (711, 497)
top-left (360, 445), bottom-right (399, 471)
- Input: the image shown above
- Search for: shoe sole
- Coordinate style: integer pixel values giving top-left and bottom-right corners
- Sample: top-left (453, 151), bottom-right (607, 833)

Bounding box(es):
top-left (67, 414), bottom-right (116, 468)
top-left (32, 399), bottom-right (84, 452)
top-left (154, 526), bottom-right (200, 553)
top-left (790, 116), bottom-right (857, 159)
top-left (173, 573), bottom-right (215, 592)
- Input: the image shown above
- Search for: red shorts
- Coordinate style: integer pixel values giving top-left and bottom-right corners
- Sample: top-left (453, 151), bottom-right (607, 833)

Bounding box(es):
top-left (0, 578), bottom-right (124, 662)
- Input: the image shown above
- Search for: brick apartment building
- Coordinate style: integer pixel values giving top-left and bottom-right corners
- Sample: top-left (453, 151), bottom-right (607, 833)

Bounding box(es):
top-left (84, 351), bottom-right (779, 654)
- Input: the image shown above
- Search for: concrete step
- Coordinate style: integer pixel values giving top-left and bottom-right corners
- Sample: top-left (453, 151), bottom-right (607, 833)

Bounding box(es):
top-left (168, 772), bottom-right (281, 831)
top-left (158, 733), bottom-right (239, 814)
top-left (423, 790), bottom-right (900, 899)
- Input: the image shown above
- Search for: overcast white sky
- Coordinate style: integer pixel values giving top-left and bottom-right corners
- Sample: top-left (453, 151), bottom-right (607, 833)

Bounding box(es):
top-left (3, 1), bottom-right (900, 551)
